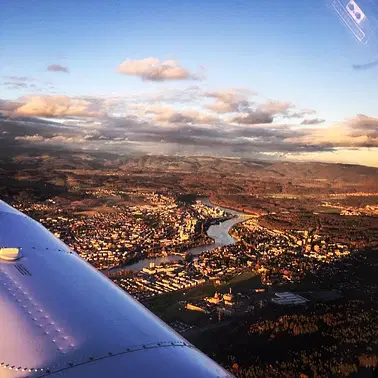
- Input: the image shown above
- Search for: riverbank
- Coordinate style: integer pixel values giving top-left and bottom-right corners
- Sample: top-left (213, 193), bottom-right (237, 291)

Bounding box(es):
top-left (208, 195), bottom-right (264, 216)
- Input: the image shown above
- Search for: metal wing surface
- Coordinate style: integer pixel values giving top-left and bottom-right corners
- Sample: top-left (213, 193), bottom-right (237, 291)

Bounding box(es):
top-left (0, 200), bottom-right (234, 378)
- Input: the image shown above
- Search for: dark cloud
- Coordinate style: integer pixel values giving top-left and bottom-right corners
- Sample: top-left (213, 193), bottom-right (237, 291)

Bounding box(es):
top-left (167, 113), bottom-right (196, 124)
top-left (0, 99), bottom-right (24, 112)
top-left (231, 110), bottom-right (274, 125)
top-left (353, 59), bottom-right (378, 70)
top-left (47, 64), bottom-right (69, 73)
top-left (3, 88), bottom-right (374, 162)
top-left (229, 99), bottom-right (307, 124)
top-left (351, 114), bottom-right (378, 131)
top-left (285, 109), bottom-right (316, 118)
top-left (86, 117), bottom-right (326, 155)
top-left (163, 111), bottom-right (216, 125)
top-left (347, 115), bottom-right (378, 143)
top-left (132, 104), bottom-right (217, 125)
top-left (1, 110), bottom-right (340, 161)
top-left (301, 118), bottom-right (325, 125)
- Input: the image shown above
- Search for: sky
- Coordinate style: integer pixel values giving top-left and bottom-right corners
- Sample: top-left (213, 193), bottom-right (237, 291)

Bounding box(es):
top-left (1, 0), bottom-right (378, 166)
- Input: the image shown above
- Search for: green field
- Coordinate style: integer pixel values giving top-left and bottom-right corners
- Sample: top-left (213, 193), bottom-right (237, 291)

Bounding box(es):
top-left (223, 271), bottom-right (261, 291)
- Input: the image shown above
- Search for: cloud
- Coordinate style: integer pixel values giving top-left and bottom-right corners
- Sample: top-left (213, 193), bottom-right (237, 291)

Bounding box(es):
top-left (257, 100), bottom-right (294, 116)
top-left (129, 104), bottom-right (217, 125)
top-left (205, 90), bottom-right (252, 113)
top-left (96, 116), bottom-right (318, 155)
top-left (3, 82), bottom-right (28, 88)
top-left (1, 76), bottom-right (55, 93)
top-left (2, 76), bottom-right (37, 91)
top-left (3, 76), bottom-right (34, 82)
top-left (47, 64), bottom-right (69, 73)
top-left (350, 114), bottom-right (378, 132)
top-left (15, 134), bottom-right (45, 142)
top-left (229, 99), bottom-right (299, 125)
top-left (15, 134), bottom-right (90, 145)
top-left (286, 115), bottom-right (378, 148)
top-left (117, 57), bottom-right (200, 81)
top-left (166, 110), bottom-right (216, 125)
top-left (286, 109), bottom-right (316, 118)
top-left (231, 110), bottom-right (274, 125)
top-left (141, 86), bottom-right (204, 104)
top-left (98, 86), bottom-right (204, 108)
top-left (3, 107), bottom-right (335, 161)
top-left (14, 95), bottom-right (103, 117)
top-left (300, 109), bottom-right (316, 116)
top-left (286, 148), bottom-right (378, 167)
top-left (0, 99), bottom-right (23, 112)
top-left (353, 59), bottom-right (378, 70)
top-left (301, 118), bottom-right (325, 125)
top-left (5, 84), bottom-right (375, 166)
top-left (2, 82), bottom-right (38, 90)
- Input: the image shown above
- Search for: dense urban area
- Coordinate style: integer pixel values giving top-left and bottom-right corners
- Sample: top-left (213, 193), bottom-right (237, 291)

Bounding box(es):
top-left (1, 152), bottom-right (378, 377)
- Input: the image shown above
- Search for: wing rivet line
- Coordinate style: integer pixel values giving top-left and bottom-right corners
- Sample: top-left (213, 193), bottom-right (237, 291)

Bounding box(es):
top-left (0, 341), bottom-right (193, 377)
top-left (30, 341), bottom-right (193, 377)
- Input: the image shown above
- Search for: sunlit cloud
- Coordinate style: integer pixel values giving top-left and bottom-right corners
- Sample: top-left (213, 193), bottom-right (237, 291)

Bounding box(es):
top-left (205, 90), bottom-right (252, 113)
top-left (257, 100), bottom-right (294, 115)
top-left (2, 85), bottom-right (376, 167)
top-left (286, 114), bottom-right (378, 148)
top-left (13, 96), bottom-right (103, 117)
top-left (117, 57), bottom-right (201, 81)
top-left (286, 148), bottom-right (378, 167)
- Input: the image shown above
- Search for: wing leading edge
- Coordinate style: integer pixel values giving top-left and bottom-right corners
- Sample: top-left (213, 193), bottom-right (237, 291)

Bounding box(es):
top-left (0, 200), bottom-right (234, 378)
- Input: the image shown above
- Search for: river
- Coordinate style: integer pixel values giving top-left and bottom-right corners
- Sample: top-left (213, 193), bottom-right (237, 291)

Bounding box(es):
top-left (111, 198), bottom-right (245, 272)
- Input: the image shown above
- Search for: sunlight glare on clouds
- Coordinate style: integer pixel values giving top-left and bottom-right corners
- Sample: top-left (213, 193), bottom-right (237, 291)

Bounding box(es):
top-left (13, 96), bottom-right (104, 117)
top-left (286, 148), bottom-right (378, 167)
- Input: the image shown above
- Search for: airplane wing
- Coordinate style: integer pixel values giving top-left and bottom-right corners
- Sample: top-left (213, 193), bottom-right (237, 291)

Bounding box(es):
top-left (0, 200), bottom-right (234, 378)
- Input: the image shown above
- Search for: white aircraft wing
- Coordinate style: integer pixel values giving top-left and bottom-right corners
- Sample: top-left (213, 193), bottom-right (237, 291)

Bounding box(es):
top-left (0, 200), bottom-right (234, 378)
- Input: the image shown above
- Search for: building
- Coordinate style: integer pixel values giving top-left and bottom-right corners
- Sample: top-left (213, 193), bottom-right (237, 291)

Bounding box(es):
top-left (185, 303), bottom-right (206, 313)
top-left (272, 292), bottom-right (308, 306)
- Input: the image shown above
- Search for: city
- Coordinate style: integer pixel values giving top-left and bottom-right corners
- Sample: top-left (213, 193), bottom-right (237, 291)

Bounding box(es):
top-left (5, 163), bottom-right (377, 377)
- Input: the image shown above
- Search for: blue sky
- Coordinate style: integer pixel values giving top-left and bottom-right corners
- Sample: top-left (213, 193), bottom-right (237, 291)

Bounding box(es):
top-left (2, 0), bottom-right (377, 114)
top-left (1, 0), bottom-right (378, 166)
